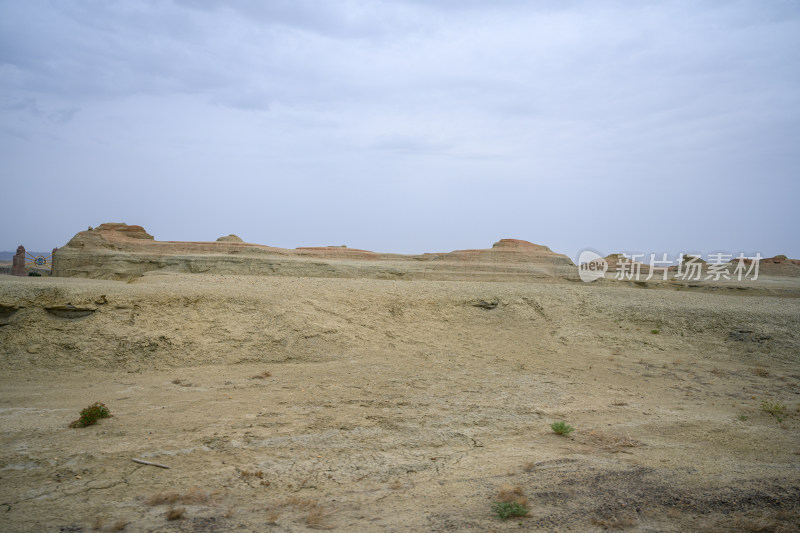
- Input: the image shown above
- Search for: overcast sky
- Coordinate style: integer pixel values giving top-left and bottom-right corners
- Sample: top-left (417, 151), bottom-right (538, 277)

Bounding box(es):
top-left (1, 0), bottom-right (798, 260)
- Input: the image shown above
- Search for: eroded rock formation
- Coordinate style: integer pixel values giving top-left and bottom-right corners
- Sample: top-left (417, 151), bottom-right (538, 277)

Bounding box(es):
top-left (52, 223), bottom-right (577, 282)
top-left (11, 246), bottom-right (26, 276)
top-left (216, 234), bottom-right (244, 243)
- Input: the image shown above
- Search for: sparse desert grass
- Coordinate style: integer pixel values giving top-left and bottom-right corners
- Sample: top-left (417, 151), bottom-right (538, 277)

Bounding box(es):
top-left (492, 502), bottom-right (529, 521)
top-left (738, 415), bottom-right (749, 421)
top-left (496, 485), bottom-right (528, 507)
top-left (522, 461), bottom-right (536, 472)
top-left (280, 498), bottom-right (333, 529)
top-left (240, 468), bottom-right (270, 486)
top-left (69, 402), bottom-right (111, 428)
top-left (611, 399), bottom-right (628, 406)
top-left (251, 370), bottom-right (272, 379)
top-left (550, 421), bottom-right (575, 435)
top-left (283, 496), bottom-right (318, 509)
top-left (709, 367), bottom-right (727, 377)
top-left (761, 400), bottom-right (787, 423)
top-left (265, 510), bottom-right (280, 525)
top-left (305, 503), bottom-right (333, 530)
top-left (171, 378), bottom-right (194, 387)
top-left (493, 484), bottom-right (529, 520)
top-left (491, 486), bottom-right (531, 520)
top-left (492, 489), bottom-right (529, 521)
top-left (751, 367), bottom-right (770, 377)
top-left (165, 507), bottom-right (185, 521)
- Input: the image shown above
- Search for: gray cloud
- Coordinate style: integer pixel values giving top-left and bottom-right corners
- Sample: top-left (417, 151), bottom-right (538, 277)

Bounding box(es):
top-left (0, 0), bottom-right (798, 257)
top-left (0, 96), bottom-right (79, 124)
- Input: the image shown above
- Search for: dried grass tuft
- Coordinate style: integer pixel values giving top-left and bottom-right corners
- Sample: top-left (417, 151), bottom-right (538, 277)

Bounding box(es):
top-left (165, 507), bottom-right (185, 521)
top-left (496, 485), bottom-right (528, 507)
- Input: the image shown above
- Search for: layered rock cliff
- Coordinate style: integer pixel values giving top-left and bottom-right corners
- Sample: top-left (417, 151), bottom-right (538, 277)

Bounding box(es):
top-left (52, 223), bottom-right (577, 282)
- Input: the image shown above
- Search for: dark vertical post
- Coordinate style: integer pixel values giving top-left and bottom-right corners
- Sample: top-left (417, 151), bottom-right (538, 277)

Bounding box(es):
top-left (11, 245), bottom-right (26, 276)
top-left (51, 248), bottom-right (59, 276)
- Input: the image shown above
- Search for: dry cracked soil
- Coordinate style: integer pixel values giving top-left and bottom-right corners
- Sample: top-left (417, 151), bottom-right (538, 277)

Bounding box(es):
top-left (0, 273), bottom-right (798, 532)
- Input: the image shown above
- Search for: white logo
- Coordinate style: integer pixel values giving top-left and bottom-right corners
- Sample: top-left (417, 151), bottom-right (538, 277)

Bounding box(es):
top-left (576, 248), bottom-right (762, 283)
top-left (578, 250), bottom-right (607, 283)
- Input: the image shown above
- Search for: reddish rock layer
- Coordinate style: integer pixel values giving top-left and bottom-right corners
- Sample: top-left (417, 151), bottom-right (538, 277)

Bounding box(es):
top-left (53, 223), bottom-right (576, 282)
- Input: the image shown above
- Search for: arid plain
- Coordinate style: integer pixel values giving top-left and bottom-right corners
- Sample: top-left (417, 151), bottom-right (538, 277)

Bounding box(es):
top-left (1, 227), bottom-right (799, 532)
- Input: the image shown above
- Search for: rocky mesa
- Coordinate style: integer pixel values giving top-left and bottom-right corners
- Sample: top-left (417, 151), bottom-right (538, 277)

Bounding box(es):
top-left (52, 223), bottom-right (577, 282)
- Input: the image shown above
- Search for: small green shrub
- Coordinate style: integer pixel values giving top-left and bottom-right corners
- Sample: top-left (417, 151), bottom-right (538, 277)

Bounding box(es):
top-left (737, 415), bottom-right (748, 421)
top-left (651, 329), bottom-right (660, 334)
top-left (550, 421), bottom-right (575, 435)
top-left (761, 401), bottom-right (786, 423)
top-left (491, 501), bottom-right (529, 521)
top-left (69, 402), bottom-right (111, 428)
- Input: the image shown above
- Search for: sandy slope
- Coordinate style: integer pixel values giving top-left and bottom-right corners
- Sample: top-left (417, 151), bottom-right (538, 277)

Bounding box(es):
top-left (0, 273), bottom-right (798, 532)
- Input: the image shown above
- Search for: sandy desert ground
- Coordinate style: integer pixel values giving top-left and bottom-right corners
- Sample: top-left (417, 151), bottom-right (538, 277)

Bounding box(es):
top-left (1, 272), bottom-right (799, 532)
